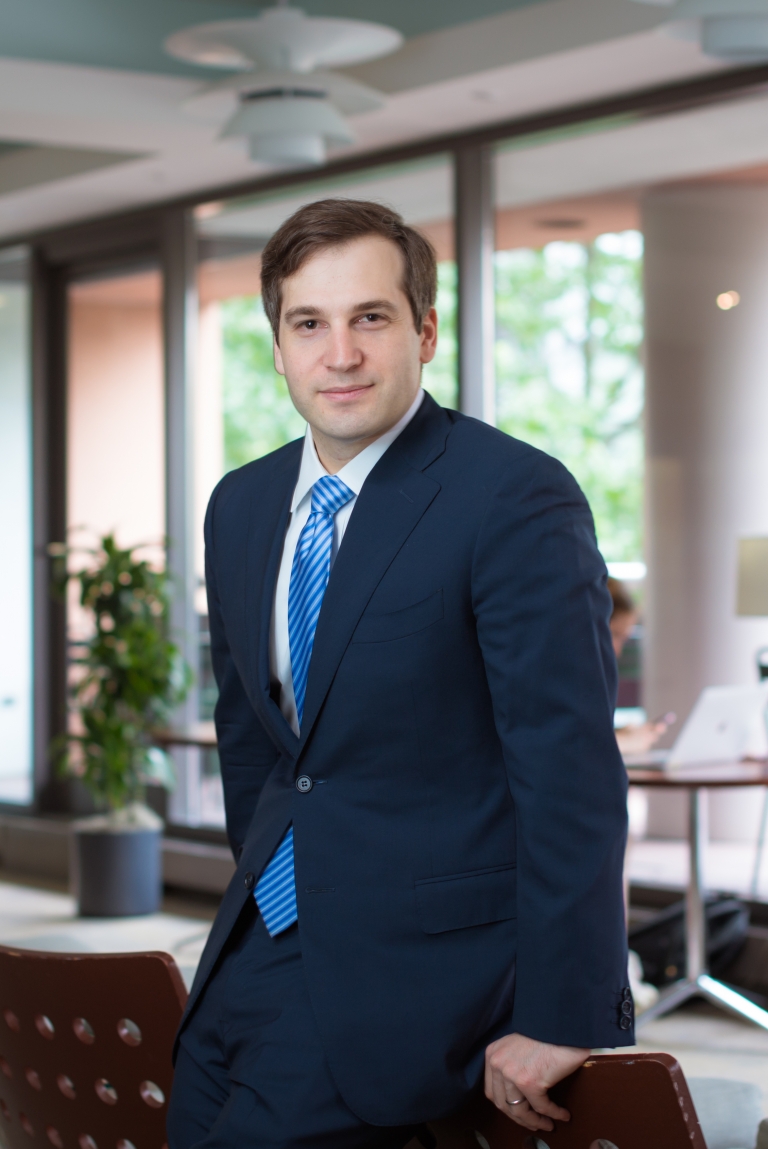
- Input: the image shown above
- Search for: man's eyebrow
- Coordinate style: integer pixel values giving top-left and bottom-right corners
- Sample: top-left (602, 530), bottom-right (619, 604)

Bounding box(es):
top-left (283, 304), bottom-right (323, 323)
top-left (354, 299), bottom-right (398, 313)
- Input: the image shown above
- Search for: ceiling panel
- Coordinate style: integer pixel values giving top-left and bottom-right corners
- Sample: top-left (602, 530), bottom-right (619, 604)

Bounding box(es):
top-left (495, 92), bottom-right (768, 208)
top-left (0, 0), bottom-right (550, 78)
top-left (0, 142), bottom-right (142, 196)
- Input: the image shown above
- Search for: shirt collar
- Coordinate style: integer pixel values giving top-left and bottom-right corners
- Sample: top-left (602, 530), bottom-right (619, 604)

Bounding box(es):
top-left (291, 388), bottom-right (425, 513)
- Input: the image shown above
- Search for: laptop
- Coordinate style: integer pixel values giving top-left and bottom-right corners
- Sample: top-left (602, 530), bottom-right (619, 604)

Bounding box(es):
top-left (623, 683), bottom-right (768, 771)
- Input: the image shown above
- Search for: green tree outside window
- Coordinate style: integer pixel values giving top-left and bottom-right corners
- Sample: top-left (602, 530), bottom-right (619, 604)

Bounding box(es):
top-left (495, 231), bottom-right (644, 564)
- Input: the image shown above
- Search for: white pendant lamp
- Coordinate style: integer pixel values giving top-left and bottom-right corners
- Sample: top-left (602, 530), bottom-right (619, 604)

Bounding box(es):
top-left (630, 0), bottom-right (768, 61)
top-left (165, 4), bottom-right (402, 166)
top-left (221, 87), bottom-right (353, 165)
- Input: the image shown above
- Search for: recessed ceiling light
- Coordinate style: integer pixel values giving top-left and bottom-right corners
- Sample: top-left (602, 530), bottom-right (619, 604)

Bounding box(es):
top-left (195, 202), bottom-right (224, 220)
top-left (716, 290), bottom-right (741, 310)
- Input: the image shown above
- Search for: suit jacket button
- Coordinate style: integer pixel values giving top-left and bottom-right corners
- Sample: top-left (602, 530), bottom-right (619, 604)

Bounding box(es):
top-left (621, 999), bottom-right (633, 1016)
top-left (619, 1015), bottom-right (632, 1031)
top-left (296, 775), bottom-right (313, 793)
top-left (244, 872), bottom-right (255, 890)
top-left (622, 987), bottom-right (633, 1002)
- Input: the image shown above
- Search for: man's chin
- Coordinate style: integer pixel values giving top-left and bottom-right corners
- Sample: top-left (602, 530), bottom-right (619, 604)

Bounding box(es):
top-left (315, 419), bottom-right (381, 445)
top-left (312, 400), bottom-right (383, 441)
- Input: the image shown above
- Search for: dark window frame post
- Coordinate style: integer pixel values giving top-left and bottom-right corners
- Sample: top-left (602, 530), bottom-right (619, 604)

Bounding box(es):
top-left (455, 143), bottom-right (495, 425)
top-left (162, 207), bottom-right (201, 824)
top-left (30, 252), bottom-right (68, 811)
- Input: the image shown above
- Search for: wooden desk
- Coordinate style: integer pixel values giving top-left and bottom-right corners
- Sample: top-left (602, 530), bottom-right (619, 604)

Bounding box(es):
top-left (152, 722), bottom-right (218, 750)
top-left (628, 759), bottom-right (768, 1031)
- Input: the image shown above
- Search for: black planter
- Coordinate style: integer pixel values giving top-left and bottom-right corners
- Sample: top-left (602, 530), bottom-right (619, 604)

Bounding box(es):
top-left (72, 827), bottom-right (162, 917)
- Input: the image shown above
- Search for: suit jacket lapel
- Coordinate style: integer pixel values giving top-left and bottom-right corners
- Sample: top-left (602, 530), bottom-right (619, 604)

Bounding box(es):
top-left (244, 443), bottom-right (302, 759)
top-left (298, 395), bottom-right (452, 752)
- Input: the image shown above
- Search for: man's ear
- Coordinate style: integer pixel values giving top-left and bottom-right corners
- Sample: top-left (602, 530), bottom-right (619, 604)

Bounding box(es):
top-left (419, 306), bottom-right (438, 366)
top-left (274, 335), bottom-right (285, 376)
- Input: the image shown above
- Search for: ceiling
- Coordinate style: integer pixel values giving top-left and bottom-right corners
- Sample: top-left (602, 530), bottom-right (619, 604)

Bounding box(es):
top-left (0, 0), bottom-right (762, 243)
top-left (0, 0), bottom-right (550, 78)
top-left (494, 93), bottom-right (768, 207)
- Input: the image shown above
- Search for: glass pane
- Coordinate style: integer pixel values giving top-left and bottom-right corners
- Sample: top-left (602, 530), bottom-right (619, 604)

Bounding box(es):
top-left (0, 247), bottom-right (33, 805)
top-left (187, 155), bottom-right (455, 827)
top-left (494, 140), bottom-right (644, 570)
top-left (67, 267), bottom-right (165, 556)
top-left (66, 266), bottom-right (166, 804)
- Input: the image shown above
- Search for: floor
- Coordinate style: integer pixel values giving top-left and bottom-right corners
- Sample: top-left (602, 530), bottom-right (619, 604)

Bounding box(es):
top-left (629, 838), bottom-right (768, 899)
top-left (0, 876), bottom-right (212, 990)
top-left (627, 839), bottom-right (768, 1114)
top-left (630, 1003), bottom-right (768, 1117)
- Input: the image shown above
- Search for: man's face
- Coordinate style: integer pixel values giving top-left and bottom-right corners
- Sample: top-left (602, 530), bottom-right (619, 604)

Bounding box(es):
top-left (273, 235), bottom-right (437, 451)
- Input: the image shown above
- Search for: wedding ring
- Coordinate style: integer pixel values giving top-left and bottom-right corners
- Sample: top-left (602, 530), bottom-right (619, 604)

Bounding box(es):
top-left (507, 1098), bottom-right (524, 1106)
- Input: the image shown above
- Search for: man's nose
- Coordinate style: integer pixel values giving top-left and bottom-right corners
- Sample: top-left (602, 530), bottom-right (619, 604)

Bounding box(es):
top-left (323, 326), bottom-right (363, 373)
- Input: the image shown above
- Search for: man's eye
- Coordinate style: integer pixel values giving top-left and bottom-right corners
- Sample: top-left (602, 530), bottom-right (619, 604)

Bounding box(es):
top-left (302, 320), bottom-right (318, 330)
top-left (361, 313), bottom-right (382, 323)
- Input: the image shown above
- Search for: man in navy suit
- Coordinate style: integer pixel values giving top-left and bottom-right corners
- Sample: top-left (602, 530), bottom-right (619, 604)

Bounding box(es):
top-left (167, 199), bottom-right (632, 1149)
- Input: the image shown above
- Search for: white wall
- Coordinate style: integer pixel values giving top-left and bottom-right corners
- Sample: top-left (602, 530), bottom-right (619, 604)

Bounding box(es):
top-left (643, 185), bottom-right (768, 841)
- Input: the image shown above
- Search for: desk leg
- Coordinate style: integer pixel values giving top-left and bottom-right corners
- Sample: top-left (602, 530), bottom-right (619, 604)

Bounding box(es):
top-left (637, 787), bottom-right (768, 1031)
top-left (635, 789), bottom-right (705, 1027)
top-left (686, 787), bottom-right (706, 980)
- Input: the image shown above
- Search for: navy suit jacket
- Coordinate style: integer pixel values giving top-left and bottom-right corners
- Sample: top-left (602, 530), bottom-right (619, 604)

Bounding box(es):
top-left (177, 393), bottom-right (632, 1125)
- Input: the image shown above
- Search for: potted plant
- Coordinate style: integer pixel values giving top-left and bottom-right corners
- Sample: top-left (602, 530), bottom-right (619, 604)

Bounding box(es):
top-left (50, 534), bottom-right (190, 917)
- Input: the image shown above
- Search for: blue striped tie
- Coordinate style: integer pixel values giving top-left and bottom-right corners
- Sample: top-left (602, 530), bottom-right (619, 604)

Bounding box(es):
top-left (255, 474), bottom-right (354, 936)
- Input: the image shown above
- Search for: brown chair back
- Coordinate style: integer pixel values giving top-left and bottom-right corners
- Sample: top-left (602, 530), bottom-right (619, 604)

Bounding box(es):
top-left (421, 1053), bottom-right (707, 1149)
top-left (0, 945), bottom-right (188, 1149)
top-left (0, 951), bottom-right (706, 1149)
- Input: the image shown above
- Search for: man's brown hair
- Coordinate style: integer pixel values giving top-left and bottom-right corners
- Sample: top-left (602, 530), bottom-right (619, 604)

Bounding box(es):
top-left (259, 198), bottom-right (437, 340)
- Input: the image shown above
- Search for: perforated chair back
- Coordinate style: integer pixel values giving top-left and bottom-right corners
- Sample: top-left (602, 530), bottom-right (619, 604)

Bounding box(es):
top-left (0, 945), bottom-right (188, 1149)
top-left (423, 1054), bottom-right (707, 1149)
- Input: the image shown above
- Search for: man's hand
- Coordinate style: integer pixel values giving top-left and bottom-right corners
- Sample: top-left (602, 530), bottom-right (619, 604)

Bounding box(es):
top-left (484, 1033), bottom-right (589, 1132)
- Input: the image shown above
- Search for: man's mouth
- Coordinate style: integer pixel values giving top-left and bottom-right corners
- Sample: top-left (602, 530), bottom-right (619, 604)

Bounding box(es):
top-left (319, 384), bottom-right (374, 402)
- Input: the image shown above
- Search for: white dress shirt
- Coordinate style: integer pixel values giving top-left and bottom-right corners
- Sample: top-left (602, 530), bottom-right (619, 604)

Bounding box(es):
top-left (269, 388), bottom-right (425, 736)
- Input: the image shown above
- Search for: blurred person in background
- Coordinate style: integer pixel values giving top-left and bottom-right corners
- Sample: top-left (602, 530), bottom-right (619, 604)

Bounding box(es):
top-left (609, 578), bottom-right (672, 756)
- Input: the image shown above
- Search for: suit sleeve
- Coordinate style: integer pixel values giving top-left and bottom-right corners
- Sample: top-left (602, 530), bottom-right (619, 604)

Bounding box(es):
top-left (472, 451), bottom-right (630, 1049)
top-left (205, 481), bottom-right (281, 861)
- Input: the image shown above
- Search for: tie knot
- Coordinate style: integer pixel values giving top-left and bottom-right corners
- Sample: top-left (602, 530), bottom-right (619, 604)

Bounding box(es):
top-left (311, 474), bottom-right (354, 517)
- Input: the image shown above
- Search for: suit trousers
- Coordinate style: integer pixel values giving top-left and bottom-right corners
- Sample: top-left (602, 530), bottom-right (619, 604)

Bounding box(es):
top-left (167, 899), bottom-right (423, 1149)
